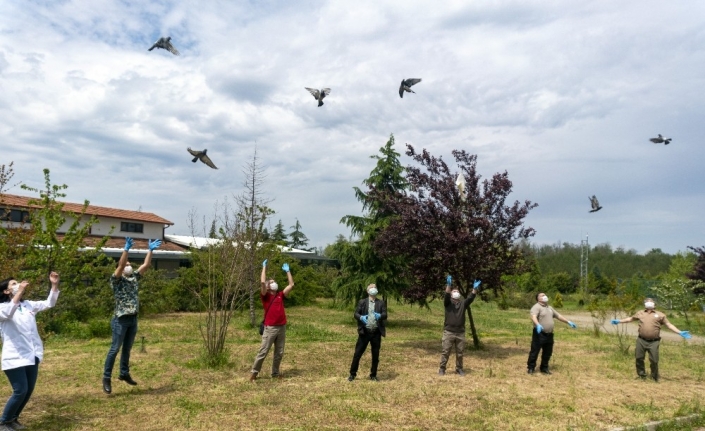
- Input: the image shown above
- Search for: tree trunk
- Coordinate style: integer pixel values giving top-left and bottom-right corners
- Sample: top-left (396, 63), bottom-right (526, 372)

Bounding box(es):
top-left (466, 306), bottom-right (480, 348)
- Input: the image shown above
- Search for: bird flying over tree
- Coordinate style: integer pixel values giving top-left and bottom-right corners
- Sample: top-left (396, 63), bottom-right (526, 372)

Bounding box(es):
top-left (305, 87), bottom-right (331, 107)
top-left (589, 195), bottom-right (602, 213)
top-left (148, 37), bottom-right (180, 55)
top-left (187, 148), bottom-right (218, 169)
top-left (399, 78), bottom-right (422, 98)
top-left (649, 134), bottom-right (672, 145)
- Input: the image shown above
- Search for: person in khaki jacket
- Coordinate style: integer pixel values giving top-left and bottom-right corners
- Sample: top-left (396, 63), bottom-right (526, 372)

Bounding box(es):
top-left (527, 292), bottom-right (577, 375)
top-left (611, 297), bottom-right (691, 382)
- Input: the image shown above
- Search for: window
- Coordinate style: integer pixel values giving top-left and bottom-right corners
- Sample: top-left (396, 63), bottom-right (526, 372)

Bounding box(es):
top-left (120, 222), bottom-right (144, 233)
top-left (0, 208), bottom-right (31, 223)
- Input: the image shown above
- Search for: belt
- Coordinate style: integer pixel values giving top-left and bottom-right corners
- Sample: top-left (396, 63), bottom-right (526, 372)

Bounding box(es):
top-left (638, 336), bottom-right (660, 342)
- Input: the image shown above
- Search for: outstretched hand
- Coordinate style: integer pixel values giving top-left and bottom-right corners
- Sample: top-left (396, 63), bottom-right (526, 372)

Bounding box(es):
top-left (262, 259), bottom-right (268, 268)
top-left (446, 275), bottom-right (452, 286)
top-left (568, 321), bottom-right (577, 329)
top-left (680, 330), bottom-right (692, 339)
top-left (610, 319), bottom-right (620, 325)
top-left (124, 237), bottom-right (133, 251)
top-left (148, 239), bottom-right (162, 251)
top-left (473, 280), bottom-right (481, 289)
top-left (282, 263), bottom-right (290, 273)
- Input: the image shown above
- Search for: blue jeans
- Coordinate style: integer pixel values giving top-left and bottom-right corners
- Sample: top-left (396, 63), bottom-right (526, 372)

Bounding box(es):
top-left (103, 314), bottom-right (138, 379)
top-left (1, 357), bottom-right (39, 423)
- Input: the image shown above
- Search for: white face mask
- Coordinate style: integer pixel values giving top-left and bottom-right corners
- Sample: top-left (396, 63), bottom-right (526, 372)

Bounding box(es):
top-left (644, 301), bottom-right (655, 309)
top-left (10, 282), bottom-right (19, 296)
top-left (123, 266), bottom-right (134, 276)
top-left (269, 282), bottom-right (279, 292)
top-left (541, 296), bottom-right (549, 303)
top-left (451, 291), bottom-right (461, 300)
top-left (368, 288), bottom-right (378, 297)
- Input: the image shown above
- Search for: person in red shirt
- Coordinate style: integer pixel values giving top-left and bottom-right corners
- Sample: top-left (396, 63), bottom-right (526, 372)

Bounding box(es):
top-left (249, 259), bottom-right (294, 382)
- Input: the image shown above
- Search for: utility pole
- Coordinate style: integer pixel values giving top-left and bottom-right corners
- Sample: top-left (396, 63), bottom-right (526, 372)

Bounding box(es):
top-left (580, 233), bottom-right (589, 296)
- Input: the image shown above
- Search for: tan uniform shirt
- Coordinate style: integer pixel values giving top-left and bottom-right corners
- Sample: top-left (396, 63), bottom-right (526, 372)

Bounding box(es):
top-left (530, 303), bottom-right (558, 333)
top-left (632, 309), bottom-right (669, 340)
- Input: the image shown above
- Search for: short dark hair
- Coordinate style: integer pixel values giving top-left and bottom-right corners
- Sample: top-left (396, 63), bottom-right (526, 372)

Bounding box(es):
top-left (0, 278), bottom-right (14, 303)
top-left (535, 292), bottom-right (544, 301)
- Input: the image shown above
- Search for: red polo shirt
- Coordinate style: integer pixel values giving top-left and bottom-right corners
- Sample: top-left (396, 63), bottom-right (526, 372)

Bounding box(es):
top-left (262, 291), bottom-right (287, 326)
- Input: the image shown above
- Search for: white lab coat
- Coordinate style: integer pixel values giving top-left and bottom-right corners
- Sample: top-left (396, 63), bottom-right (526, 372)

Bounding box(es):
top-left (0, 290), bottom-right (59, 370)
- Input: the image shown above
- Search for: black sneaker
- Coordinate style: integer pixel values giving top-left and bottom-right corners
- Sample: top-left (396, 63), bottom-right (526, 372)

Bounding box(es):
top-left (456, 369), bottom-right (466, 376)
top-left (347, 375), bottom-right (355, 382)
top-left (540, 369), bottom-right (552, 375)
top-left (102, 378), bottom-right (112, 394)
top-left (438, 369), bottom-right (445, 376)
top-left (369, 376), bottom-right (379, 381)
top-left (8, 420), bottom-right (26, 430)
top-left (527, 368), bottom-right (535, 374)
top-left (118, 374), bottom-right (138, 386)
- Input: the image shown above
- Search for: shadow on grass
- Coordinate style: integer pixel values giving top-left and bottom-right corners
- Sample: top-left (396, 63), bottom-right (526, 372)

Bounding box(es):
top-left (110, 383), bottom-right (177, 398)
top-left (400, 339), bottom-right (527, 359)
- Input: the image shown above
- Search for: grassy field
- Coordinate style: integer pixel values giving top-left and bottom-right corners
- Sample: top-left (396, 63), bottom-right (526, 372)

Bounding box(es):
top-left (16, 299), bottom-right (705, 430)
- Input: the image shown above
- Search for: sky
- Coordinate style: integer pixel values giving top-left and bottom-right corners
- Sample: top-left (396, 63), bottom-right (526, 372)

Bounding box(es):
top-left (1, 1), bottom-right (704, 255)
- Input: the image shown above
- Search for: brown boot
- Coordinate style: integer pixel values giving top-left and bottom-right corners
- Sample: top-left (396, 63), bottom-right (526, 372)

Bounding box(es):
top-left (249, 373), bottom-right (257, 382)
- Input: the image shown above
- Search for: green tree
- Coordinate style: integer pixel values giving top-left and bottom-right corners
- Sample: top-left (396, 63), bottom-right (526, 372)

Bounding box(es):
top-left (288, 218), bottom-right (309, 249)
top-left (271, 219), bottom-right (287, 244)
top-left (653, 252), bottom-right (705, 326)
top-left (336, 134), bottom-right (410, 305)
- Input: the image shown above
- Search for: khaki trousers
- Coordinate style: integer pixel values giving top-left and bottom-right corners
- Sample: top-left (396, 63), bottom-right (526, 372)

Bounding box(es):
top-left (251, 325), bottom-right (286, 376)
top-left (440, 330), bottom-right (466, 371)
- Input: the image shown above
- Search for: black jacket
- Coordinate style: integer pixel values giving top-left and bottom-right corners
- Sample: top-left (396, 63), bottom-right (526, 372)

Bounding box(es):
top-left (354, 297), bottom-right (388, 337)
top-left (443, 291), bottom-right (476, 333)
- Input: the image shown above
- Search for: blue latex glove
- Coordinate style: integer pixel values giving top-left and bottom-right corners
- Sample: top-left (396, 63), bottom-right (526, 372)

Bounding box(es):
top-left (374, 312), bottom-right (381, 320)
top-left (148, 239), bottom-right (162, 251)
top-left (473, 280), bottom-right (481, 289)
top-left (282, 263), bottom-right (290, 273)
top-left (446, 275), bottom-right (452, 286)
top-left (124, 237), bottom-right (133, 251)
top-left (568, 321), bottom-right (577, 329)
top-left (262, 259), bottom-right (268, 268)
top-left (360, 315), bottom-right (368, 324)
top-left (680, 330), bottom-right (692, 339)
top-left (610, 319), bottom-right (620, 325)
top-left (536, 324), bottom-right (543, 334)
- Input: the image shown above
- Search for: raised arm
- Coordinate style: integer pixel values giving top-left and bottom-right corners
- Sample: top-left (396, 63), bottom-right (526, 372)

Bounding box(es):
top-left (138, 239), bottom-right (161, 275)
top-left (260, 259), bottom-right (268, 296)
top-left (282, 263), bottom-right (294, 296)
top-left (114, 237), bottom-right (132, 278)
top-left (611, 316), bottom-right (637, 324)
top-left (464, 280), bottom-right (481, 307)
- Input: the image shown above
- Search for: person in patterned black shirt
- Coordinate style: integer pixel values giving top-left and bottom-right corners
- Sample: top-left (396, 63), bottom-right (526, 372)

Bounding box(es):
top-left (102, 237), bottom-right (161, 394)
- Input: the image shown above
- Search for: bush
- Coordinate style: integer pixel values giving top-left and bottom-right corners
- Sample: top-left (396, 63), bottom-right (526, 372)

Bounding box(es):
top-left (553, 292), bottom-right (564, 308)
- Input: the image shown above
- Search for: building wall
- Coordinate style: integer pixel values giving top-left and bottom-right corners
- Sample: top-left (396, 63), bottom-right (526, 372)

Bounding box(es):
top-left (83, 215), bottom-right (164, 239)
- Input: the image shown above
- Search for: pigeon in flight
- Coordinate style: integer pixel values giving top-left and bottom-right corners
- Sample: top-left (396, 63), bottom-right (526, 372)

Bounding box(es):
top-left (148, 37), bottom-right (180, 55)
top-left (649, 134), bottom-right (672, 145)
top-left (399, 78), bottom-right (422, 98)
top-left (305, 87), bottom-right (331, 107)
top-left (589, 195), bottom-right (602, 213)
top-left (187, 148), bottom-right (218, 169)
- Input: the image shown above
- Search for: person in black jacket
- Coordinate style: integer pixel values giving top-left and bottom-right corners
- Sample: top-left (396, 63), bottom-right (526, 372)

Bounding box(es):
top-left (439, 275), bottom-right (480, 376)
top-left (348, 284), bottom-right (387, 382)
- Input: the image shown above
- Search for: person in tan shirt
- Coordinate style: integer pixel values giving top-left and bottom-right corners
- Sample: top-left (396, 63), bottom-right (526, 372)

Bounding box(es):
top-left (527, 292), bottom-right (577, 375)
top-left (611, 297), bottom-right (692, 381)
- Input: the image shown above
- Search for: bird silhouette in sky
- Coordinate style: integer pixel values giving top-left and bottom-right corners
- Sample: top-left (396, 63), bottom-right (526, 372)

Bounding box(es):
top-left (148, 37), bottom-right (180, 55)
top-left (399, 78), bottom-right (422, 98)
top-left (589, 195), bottom-right (602, 213)
top-left (649, 134), bottom-right (672, 145)
top-left (305, 87), bottom-right (331, 107)
top-left (187, 148), bottom-right (218, 169)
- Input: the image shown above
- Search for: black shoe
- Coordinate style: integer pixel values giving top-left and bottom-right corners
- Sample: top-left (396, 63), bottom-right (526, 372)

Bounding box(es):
top-left (638, 375), bottom-right (647, 380)
top-left (438, 369), bottom-right (445, 376)
top-left (527, 368), bottom-right (534, 374)
top-left (456, 369), bottom-right (466, 376)
top-left (540, 369), bottom-right (552, 375)
top-left (369, 376), bottom-right (379, 381)
top-left (118, 374), bottom-right (138, 386)
top-left (102, 378), bottom-right (112, 394)
top-left (347, 375), bottom-right (355, 382)
top-left (651, 375), bottom-right (659, 382)
top-left (8, 419), bottom-right (26, 430)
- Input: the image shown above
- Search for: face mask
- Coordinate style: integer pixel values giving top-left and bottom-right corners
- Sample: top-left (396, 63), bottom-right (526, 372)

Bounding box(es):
top-left (123, 266), bottom-right (134, 276)
top-left (541, 296), bottom-right (549, 303)
top-left (269, 282), bottom-right (279, 292)
top-left (10, 283), bottom-right (19, 296)
top-left (644, 301), bottom-right (655, 309)
top-left (451, 291), bottom-right (461, 300)
top-left (368, 288), bottom-right (378, 297)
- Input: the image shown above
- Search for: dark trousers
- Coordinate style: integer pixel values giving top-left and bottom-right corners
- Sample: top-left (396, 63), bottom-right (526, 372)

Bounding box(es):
top-left (1, 357), bottom-right (39, 424)
top-left (527, 329), bottom-right (554, 371)
top-left (349, 329), bottom-right (382, 377)
top-left (104, 314), bottom-right (138, 379)
top-left (635, 337), bottom-right (660, 379)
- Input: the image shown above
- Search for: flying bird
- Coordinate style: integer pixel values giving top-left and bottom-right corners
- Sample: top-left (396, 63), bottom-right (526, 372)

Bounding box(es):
top-left (187, 148), bottom-right (218, 169)
top-left (399, 78), bottom-right (422, 98)
top-left (589, 195), bottom-right (602, 213)
top-left (455, 173), bottom-right (466, 201)
top-left (305, 87), bottom-right (331, 107)
top-left (148, 37), bottom-right (180, 55)
top-left (649, 134), bottom-right (672, 145)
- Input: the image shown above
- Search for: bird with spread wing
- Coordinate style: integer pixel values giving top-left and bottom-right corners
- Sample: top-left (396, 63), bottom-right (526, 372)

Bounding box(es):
top-left (187, 148), bottom-right (218, 169)
top-left (649, 134), bottom-right (672, 145)
top-left (589, 195), bottom-right (602, 213)
top-left (305, 87), bottom-right (331, 107)
top-left (399, 78), bottom-right (422, 98)
top-left (148, 37), bottom-right (180, 55)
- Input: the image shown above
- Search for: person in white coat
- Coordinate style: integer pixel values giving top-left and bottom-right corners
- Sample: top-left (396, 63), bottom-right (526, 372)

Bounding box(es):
top-left (0, 272), bottom-right (60, 431)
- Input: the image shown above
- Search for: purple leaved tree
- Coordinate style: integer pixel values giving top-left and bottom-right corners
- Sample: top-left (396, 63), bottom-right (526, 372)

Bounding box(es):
top-left (373, 144), bottom-right (538, 347)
